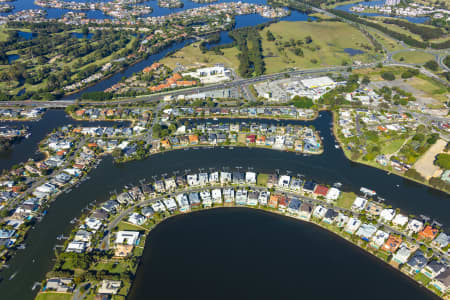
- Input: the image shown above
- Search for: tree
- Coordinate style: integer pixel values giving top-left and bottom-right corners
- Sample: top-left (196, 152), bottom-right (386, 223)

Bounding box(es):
top-left (381, 71), bottom-right (395, 81)
top-left (424, 60), bottom-right (438, 71)
top-left (361, 76), bottom-right (370, 85)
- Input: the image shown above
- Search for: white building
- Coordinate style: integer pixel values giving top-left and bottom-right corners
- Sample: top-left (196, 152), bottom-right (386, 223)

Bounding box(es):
top-left (182, 66), bottom-right (231, 84)
top-left (245, 172), bottom-right (257, 184)
top-left (345, 218), bottom-right (362, 234)
top-left (326, 187), bottom-right (340, 202)
top-left (128, 213), bottom-right (145, 226)
top-left (407, 219), bottom-right (424, 234)
top-left (115, 231), bottom-right (140, 245)
top-left (278, 175), bottom-right (291, 188)
top-left (313, 205), bottom-right (327, 219)
top-left (371, 230), bottom-right (389, 249)
top-left (351, 197), bottom-right (367, 211)
top-left (379, 208), bottom-right (396, 223)
top-left (392, 214), bottom-right (408, 227)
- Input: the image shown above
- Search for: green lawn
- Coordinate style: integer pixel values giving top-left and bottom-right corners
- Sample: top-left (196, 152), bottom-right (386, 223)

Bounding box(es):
top-left (392, 51), bottom-right (436, 65)
top-left (160, 42), bottom-right (240, 71)
top-left (35, 292), bottom-right (72, 300)
top-left (261, 21), bottom-right (379, 73)
top-left (414, 272), bottom-right (432, 285)
top-left (117, 221), bottom-right (145, 232)
top-left (381, 138), bottom-right (406, 155)
top-left (336, 192), bottom-right (356, 209)
top-left (257, 173), bottom-right (269, 186)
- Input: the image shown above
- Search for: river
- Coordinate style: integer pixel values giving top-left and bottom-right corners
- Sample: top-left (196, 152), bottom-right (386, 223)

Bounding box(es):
top-left (127, 208), bottom-right (439, 300)
top-left (0, 110), bottom-right (448, 300)
top-left (0, 110), bottom-right (130, 172)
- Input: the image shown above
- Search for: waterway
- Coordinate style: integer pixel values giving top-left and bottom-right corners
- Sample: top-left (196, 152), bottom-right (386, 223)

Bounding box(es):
top-left (0, 109), bottom-right (130, 172)
top-left (0, 110), bottom-right (448, 300)
top-left (64, 10), bottom-right (311, 99)
top-left (128, 208), bottom-right (439, 300)
top-left (334, 0), bottom-right (429, 23)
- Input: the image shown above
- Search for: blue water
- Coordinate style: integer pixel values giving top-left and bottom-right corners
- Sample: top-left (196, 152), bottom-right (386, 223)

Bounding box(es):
top-left (344, 48), bottom-right (365, 56)
top-left (7, 54), bottom-right (19, 64)
top-left (18, 31), bottom-right (35, 40)
top-left (72, 32), bottom-right (93, 39)
top-left (335, 0), bottom-right (429, 23)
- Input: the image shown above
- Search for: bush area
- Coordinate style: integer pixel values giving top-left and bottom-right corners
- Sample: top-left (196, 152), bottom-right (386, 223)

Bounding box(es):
top-left (434, 153), bottom-right (450, 170)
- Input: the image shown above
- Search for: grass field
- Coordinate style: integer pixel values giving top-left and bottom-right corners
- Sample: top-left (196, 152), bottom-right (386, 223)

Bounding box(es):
top-left (35, 292), bottom-right (72, 300)
top-left (366, 28), bottom-right (405, 52)
top-left (381, 138), bottom-right (407, 155)
top-left (0, 25), bottom-right (9, 42)
top-left (336, 192), bottom-right (356, 209)
top-left (392, 51), bottom-right (436, 65)
top-left (160, 42), bottom-right (240, 71)
top-left (409, 75), bottom-right (449, 103)
top-left (260, 21), bottom-right (379, 73)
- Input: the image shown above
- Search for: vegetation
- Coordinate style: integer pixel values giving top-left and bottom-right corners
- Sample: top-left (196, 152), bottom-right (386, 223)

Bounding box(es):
top-left (434, 153), bottom-right (450, 170)
top-left (392, 51), bottom-right (435, 65)
top-left (381, 71), bottom-right (395, 81)
top-left (382, 19), bottom-right (445, 41)
top-left (330, 9), bottom-right (450, 49)
top-left (229, 26), bottom-right (265, 77)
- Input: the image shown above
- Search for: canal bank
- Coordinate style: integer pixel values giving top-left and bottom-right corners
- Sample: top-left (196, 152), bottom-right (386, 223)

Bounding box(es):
top-left (0, 111), bottom-right (449, 299)
top-left (127, 207), bottom-right (439, 300)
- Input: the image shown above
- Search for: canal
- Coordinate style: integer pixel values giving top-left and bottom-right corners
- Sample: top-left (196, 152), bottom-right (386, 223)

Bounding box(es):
top-left (0, 110), bottom-right (130, 172)
top-left (128, 207), bottom-right (440, 300)
top-left (0, 110), bottom-right (448, 300)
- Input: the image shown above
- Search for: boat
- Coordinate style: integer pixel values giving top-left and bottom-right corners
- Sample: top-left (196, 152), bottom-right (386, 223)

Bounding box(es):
top-left (334, 144), bottom-right (340, 149)
top-left (9, 272), bottom-right (17, 280)
top-left (360, 187), bottom-right (376, 196)
top-left (333, 182), bottom-right (342, 188)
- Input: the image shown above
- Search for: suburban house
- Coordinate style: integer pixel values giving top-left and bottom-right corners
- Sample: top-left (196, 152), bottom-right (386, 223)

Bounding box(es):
top-left (299, 202), bottom-right (313, 220)
top-left (381, 235), bottom-right (402, 253)
top-left (97, 280), bottom-right (121, 295)
top-left (392, 245), bottom-right (412, 264)
top-left (356, 223), bottom-right (377, 241)
top-left (418, 226), bottom-right (439, 241)
top-left (345, 218), bottom-right (362, 234)
top-left (371, 230), bottom-right (389, 249)
top-left (431, 268), bottom-right (450, 293)
top-left (421, 261), bottom-right (446, 279)
top-left (45, 278), bottom-right (74, 293)
top-left (351, 197), bottom-right (368, 212)
top-left (406, 250), bottom-right (428, 274)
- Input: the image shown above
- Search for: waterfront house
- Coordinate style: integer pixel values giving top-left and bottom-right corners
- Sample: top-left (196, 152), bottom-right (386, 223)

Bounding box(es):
top-left (287, 198), bottom-right (301, 215)
top-left (323, 209), bottom-right (338, 224)
top-left (268, 194), bottom-right (279, 209)
top-left (406, 251), bottom-right (428, 274)
top-left (128, 213), bottom-right (145, 226)
top-left (233, 172), bottom-right (245, 184)
top-left (365, 202), bottom-right (383, 217)
top-left (85, 217), bottom-right (102, 232)
top-left (302, 181), bottom-right (316, 194)
top-left (278, 196), bottom-right (289, 212)
top-left (313, 185), bottom-right (329, 198)
top-left (164, 178), bottom-right (177, 191)
top-left (163, 198), bottom-right (178, 212)
top-left (151, 200), bottom-right (166, 213)
top-left (393, 245), bottom-right (412, 264)
top-left (247, 191), bottom-right (259, 206)
top-left (356, 223), bottom-right (377, 241)
top-left (223, 188), bottom-right (235, 206)
top-left (345, 218), bottom-right (361, 235)
top-left (200, 191), bottom-right (212, 207)
top-left (277, 175), bottom-right (291, 188)
top-left (290, 178), bottom-right (303, 192)
top-left (266, 174), bottom-right (278, 188)
top-left (418, 226), bottom-right (439, 241)
top-left (421, 261), bottom-right (446, 279)
top-left (220, 172), bottom-right (232, 184)
top-left (258, 191), bottom-right (269, 206)
top-left (209, 172), bottom-right (219, 184)
top-left (236, 189), bottom-right (248, 205)
top-left (46, 278), bottom-right (74, 293)
top-left (141, 207), bottom-right (154, 218)
top-left (91, 209), bottom-right (109, 221)
top-left (199, 173), bottom-right (209, 186)
top-left (115, 231), bottom-right (140, 246)
top-left (66, 241), bottom-right (88, 254)
top-left (392, 214), bottom-right (408, 227)
top-left (98, 280), bottom-right (121, 295)
top-left (432, 232), bottom-right (449, 249)
top-left (102, 200), bottom-right (119, 213)
top-left (189, 192), bottom-right (201, 208)
top-left (431, 268), bottom-right (450, 293)
top-left (187, 174), bottom-right (199, 186)
top-left (245, 172), bottom-right (257, 184)
top-left (117, 192), bottom-right (133, 205)
top-left (407, 219), bottom-right (424, 234)
top-left (212, 189), bottom-right (222, 204)
top-left (176, 194), bottom-right (191, 212)
top-left (371, 230), bottom-right (389, 249)
top-left (335, 213), bottom-right (349, 228)
top-left (313, 205), bottom-right (327, 220)
top-left (381, 235), bottom-right (402, 253)
top-left (299, 202), bottom-right (314, 220)
top-left (325, 187), bottom-right (340, 202)
top-left (351, 197), bottom-right (367, 212)
top-left (73, 230), bottom-right (92, 243)
top-left (379, 208), bottom-right (396, 223)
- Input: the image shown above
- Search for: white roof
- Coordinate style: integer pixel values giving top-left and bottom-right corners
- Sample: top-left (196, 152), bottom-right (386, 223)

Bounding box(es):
top-left (380, 208), bottom-right (396, 222)
top-left (301, 76), bottom-right (335, 88)
top-left (392, 214), bottom-right (408, 226)
top-left (115, 231), bottom-right (139, 245)
top-left (326, 187), bottom-right (340, 200)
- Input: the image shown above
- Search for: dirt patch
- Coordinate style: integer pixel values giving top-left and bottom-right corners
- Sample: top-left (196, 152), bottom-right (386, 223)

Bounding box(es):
top-left (413, 139), bottom-right (447, 180)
